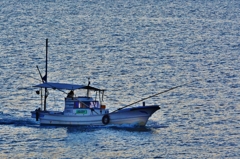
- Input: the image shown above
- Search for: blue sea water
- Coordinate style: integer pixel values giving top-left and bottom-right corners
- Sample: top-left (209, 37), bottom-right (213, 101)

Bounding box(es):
top-left (0, 0), bottom-right (240, 158)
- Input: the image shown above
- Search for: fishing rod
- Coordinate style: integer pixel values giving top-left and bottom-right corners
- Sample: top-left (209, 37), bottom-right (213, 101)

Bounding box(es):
top-left (112, 80), bottom-right (200, 113)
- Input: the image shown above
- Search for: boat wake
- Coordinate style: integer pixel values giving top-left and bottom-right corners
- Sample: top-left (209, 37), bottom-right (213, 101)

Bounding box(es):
top-left (0, 114), bottom-right (38, 127)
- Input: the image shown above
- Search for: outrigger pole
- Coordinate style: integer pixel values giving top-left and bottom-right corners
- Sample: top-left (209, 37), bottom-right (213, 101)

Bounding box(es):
top-left (36, 65), bottom-right (43, 110)
top-left (112, 80), bottom-right (199, 113)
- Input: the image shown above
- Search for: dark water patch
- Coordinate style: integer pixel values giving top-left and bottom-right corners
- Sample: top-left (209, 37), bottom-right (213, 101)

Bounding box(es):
top-left (37, 123), bottom-right (166, 133)
top-left (107, 125), bottom-right (153, 132)
top-left (65, 125), bottom-right (105, 133)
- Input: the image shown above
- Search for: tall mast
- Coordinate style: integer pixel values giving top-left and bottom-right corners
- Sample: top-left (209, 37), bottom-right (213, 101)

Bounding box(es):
top-left (45, 38), bottom-right (48, 82)
top-left (44, 38), bottom-right (48, 111)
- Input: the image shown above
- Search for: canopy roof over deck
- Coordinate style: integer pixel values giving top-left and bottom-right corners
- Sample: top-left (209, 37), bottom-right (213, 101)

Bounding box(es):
top-left (33, 82), bottom-right (103, 91)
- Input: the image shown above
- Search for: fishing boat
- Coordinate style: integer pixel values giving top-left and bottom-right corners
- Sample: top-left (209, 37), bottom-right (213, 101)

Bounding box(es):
top-left (31, 39), bottom-right (160, 126)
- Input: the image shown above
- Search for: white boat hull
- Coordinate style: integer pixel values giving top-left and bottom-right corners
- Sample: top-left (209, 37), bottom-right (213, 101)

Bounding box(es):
top-left (31, 105), bottom-right (160, 126)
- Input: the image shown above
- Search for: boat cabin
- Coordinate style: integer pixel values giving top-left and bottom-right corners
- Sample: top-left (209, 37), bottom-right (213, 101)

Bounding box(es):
top-left (33, 82), bottom-right (107, 116)
top-left (64, 96), bottom-right (108, 115)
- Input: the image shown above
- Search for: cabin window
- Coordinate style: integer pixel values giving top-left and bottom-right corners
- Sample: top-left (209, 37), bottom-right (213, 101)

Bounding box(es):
top-left (74, 101), bottom-right (100, 108)
top-left (89, 101), bottom-right (100, 108)
top-left (74, 102), bottom-right (81, 108)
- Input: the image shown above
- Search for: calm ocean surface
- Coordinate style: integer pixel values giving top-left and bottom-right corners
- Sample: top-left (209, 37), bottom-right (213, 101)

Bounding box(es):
top-left (0, 0), bottom-right (240, 158)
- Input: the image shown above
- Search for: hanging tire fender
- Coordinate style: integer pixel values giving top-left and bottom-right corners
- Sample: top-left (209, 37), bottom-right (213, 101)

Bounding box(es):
top-left (102, 114), bottom-right (110, 125)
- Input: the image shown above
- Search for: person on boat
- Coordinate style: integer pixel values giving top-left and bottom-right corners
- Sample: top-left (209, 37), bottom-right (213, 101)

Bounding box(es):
top-left (67, 90), bottom-right (74, 98)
